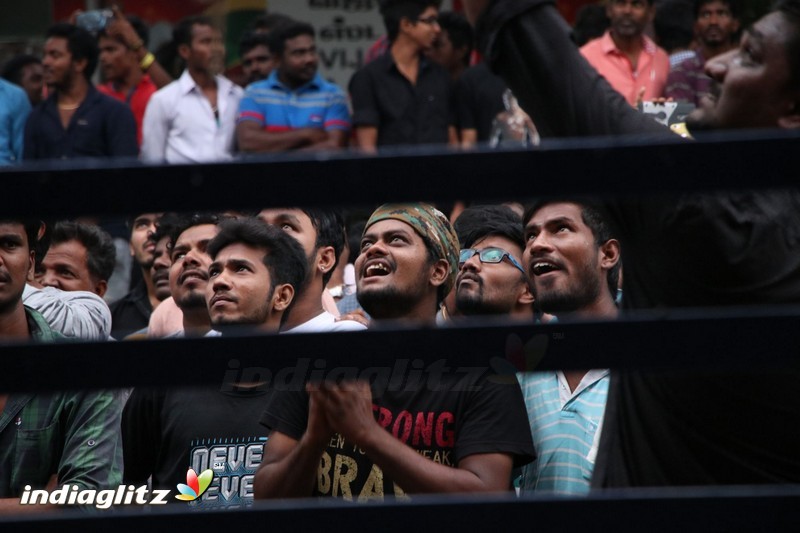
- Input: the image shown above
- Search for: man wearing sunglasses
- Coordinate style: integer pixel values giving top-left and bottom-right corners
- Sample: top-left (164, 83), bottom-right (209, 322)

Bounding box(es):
top-left (517, 200), bottom-right (620, 495)
top-left (452, 205), bottom-right (534, 320)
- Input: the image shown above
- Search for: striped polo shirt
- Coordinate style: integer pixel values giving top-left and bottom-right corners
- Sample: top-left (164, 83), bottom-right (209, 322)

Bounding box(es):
top-left (237, 71), bottom-right (350, 133)
top-left (517, 369), bottom-right (609, 495)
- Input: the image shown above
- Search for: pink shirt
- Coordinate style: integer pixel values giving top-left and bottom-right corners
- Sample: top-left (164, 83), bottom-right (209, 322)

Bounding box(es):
top-left (580, 31), bottom-right (669, 106)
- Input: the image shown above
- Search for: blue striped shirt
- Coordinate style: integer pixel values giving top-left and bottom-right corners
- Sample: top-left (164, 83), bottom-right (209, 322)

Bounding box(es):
top-left (517, 370), bottom-right (609, 495)
top-left (237, 72), bottom-right (350, 133)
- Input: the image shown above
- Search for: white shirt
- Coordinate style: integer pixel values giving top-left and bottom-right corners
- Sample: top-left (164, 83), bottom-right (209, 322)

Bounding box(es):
top-left (284, 311), bottom-right (367, 334)
top-left (23, 284), bottom-right (112, 341)
top-left (141, 70), bottom-right (243, 163)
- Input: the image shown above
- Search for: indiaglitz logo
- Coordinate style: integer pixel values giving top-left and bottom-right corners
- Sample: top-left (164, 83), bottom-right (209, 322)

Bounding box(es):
top-left (175, 468), bottom-right (214, 501)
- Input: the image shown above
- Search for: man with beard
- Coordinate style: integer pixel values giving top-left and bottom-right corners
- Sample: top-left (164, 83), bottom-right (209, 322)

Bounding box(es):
top-left (123, 218), bottom-right (306, 510)
top-left (255, 203), bottom-right (535, 501)
top-left (453, 204), bottom-right (534, 320)
top-left (165, 213), bottom-right (219, 337)
top-left (142, 16), bottom-right (243, 163)
top-left (24, 23), bottom-right (137, 160)
top-left (463, 0), bottom-right (800, 485)
top-left (517, 200), bottom-right (620, 494)
top-left (665, 0), bottom-right (741, 105)
top-left (238, 31), bottom-right (276, 86)
top-left (257, 207), bottom-right (365, 332)
top-left (110, 213), bottom-right (162, 339)
top-left (580, 0), bottom-right (669, 106)
top-left (236, 21), bottom-right (350, 153)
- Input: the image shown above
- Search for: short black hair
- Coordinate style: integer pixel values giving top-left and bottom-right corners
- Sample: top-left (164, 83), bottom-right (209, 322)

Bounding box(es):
top-left (151, 212), bottom-right (180, 248)
top-left (300, 207), bottom-right (346, 287)
top-left (694, 0), bottom-right (739, 19)
top-left (267, 20), bottom-right (315, 57)
top-left (249, 12), bottom-right (294, 33)
top-left (573, 4), bottom-right (610, 47)
top-left (1, 54), bottom-right (41, 86)
top-left (0, 219), bottom-right (41, 256)
top-left (454, 205), bottom-right (524, 250)
top-left (380, 0), bottom-right (442, 42)
top-left (523, 199), bottom-right (620, 299)
top-left (45, 23), bottom-right (98, 81)
top-left (207, 217), bottom-right (308, 300)
top-left (239, 30), bottom-right (272, 58)
top-left (99, 15), bottom-right (149, 47)
top-left (438, 11), bottom-right (474, 65)
top-left (50, 221), bottom-right (116, 282)
top-left (173, 15), bottom-right (216, 48)
top-left (168, 213), bottom-right (222, 249)
top-left (654, 1), bottom-right (695, 52)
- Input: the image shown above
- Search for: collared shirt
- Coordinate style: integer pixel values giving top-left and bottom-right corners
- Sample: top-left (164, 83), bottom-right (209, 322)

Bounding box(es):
top-left (517, 369), bottom-right (610, 495)
top-left (141, 70), bottom-right (243, 163)
top-left (349, 52), bottom-right (455, 146)
top-left (580, 31), bottom-right (669, 106)
top-left (109, 280), bottom-right (152, 340)
top-left (98, 75), bottom-right (158, 147)
top-left (665, 50), bottom-right (711, 106)
top-left (23, 84), bottom-right (138, 160)
top-left (0, 79), bottom-right (31, 165)
top-left (23, 284), bottom-right (112, 341)
top-left (237, 71), bottom-right (350, 134)
top-left (0, 308), bottom-right (125, 497)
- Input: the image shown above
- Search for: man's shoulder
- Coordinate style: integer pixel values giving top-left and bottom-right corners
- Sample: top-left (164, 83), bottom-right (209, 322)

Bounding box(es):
top-left (24, 306), bottom-right (66, 342)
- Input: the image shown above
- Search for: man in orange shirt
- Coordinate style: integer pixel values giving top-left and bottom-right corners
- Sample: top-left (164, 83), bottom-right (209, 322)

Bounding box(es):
top-left (580, 0), bottom-right (668, 106)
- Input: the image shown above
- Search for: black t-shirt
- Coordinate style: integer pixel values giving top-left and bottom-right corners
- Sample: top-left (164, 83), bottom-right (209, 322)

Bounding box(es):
top-left (454, 63), bottom-right (508, 142)
top-left (122, 386), bottom-right (271, 509)
top-left (349, 52), bottom-right (455, 147)
top-left (109, 281), bottom-right (152, 340)
top-left (261, 371), bottom-right (535, 500)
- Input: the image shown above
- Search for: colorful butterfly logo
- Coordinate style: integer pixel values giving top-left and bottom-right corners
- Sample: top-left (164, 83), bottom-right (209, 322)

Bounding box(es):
top-left (175, 468), bottom-right (214, 501)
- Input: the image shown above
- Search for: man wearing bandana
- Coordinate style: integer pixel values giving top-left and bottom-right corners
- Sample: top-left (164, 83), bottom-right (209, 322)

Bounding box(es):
top-left (255, 203), bottom-right (535, 501)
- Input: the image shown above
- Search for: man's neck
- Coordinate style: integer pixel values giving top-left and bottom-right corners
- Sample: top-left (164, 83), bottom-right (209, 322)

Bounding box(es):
top-left (0, 304), bottom-right (31, 340)
top-left (555, 296), bottom-right (619, 322)
top-left (56, 77), bottom-right (89, 105)
top-left (281, 279), bottom-right (324, 331)
top-left (371, 295), bottom-right (439, 327)
top-left (610, 30), bottom-right (644, 61)
top-left (277, 70), bottom-right (306, 91)
top-left (390, 38), bottom-right (422, 70)
top-left (182, 308), bottom-right (211, 337)
top-left (188, 67), bottom-right (217, 89)
top-left (113, 66), bottom-right (144, 94)
top-left (141, 267), bottom-right (159, 310)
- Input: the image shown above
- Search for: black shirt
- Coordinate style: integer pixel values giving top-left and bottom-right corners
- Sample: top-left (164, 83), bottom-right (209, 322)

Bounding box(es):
top-left (109, 281), bottom-right (152, 340)
top-left (454, 63), bottom-right (508, 142)
top-left (349, 52), bottom-right (455, 147)
top-left (23, 84), bottom-right (138, 160)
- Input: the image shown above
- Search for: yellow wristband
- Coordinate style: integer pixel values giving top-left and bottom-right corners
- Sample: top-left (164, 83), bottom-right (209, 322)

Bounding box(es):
top-left (140, 52), bottom-right (155, 71)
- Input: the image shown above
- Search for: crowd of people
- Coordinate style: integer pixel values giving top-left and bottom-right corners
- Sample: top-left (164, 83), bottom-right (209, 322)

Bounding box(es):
top-left (0, 0), bottom-right (799, 516)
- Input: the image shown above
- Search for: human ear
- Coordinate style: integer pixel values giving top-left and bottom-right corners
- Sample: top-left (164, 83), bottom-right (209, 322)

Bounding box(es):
top-left (272, 283), bottom-right (295, 312)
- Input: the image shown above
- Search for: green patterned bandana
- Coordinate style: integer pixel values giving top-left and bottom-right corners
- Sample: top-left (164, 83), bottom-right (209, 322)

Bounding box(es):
top-left (365, 203), bottom-right (459, 297)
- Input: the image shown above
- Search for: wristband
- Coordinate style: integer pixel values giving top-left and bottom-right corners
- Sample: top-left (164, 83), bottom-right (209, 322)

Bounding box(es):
top-left (140, 52), bottom-right (155, 71)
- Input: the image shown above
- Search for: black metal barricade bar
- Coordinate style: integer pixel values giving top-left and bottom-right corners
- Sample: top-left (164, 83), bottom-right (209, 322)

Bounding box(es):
top-left (6, 486), bottom-right (800, 531)
top-left (2, 305), bottom-right (800, 393)
top-left (1, 130), bottom-right (798, 219)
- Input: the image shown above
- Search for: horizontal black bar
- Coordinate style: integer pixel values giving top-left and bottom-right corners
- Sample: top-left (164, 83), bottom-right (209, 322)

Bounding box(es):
top-left (1, 130), bottom-right (798, 219)
top-left (6, 485), bottom-right (800, 531)
top-left (4, 306), bottom-right (800, 393)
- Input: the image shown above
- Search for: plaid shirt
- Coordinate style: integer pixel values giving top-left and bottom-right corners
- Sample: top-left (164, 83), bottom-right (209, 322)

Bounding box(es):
top-left (0, 308), bottom-right (124, 497)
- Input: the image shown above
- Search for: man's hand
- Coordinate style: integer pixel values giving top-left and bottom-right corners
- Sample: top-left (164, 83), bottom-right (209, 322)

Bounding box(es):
top-left (106, 6), bottom-right (144, 51)
top-left (315, 381), bottom-right (377, 447)
top-left (304, 382), bottom-right (336, 448)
